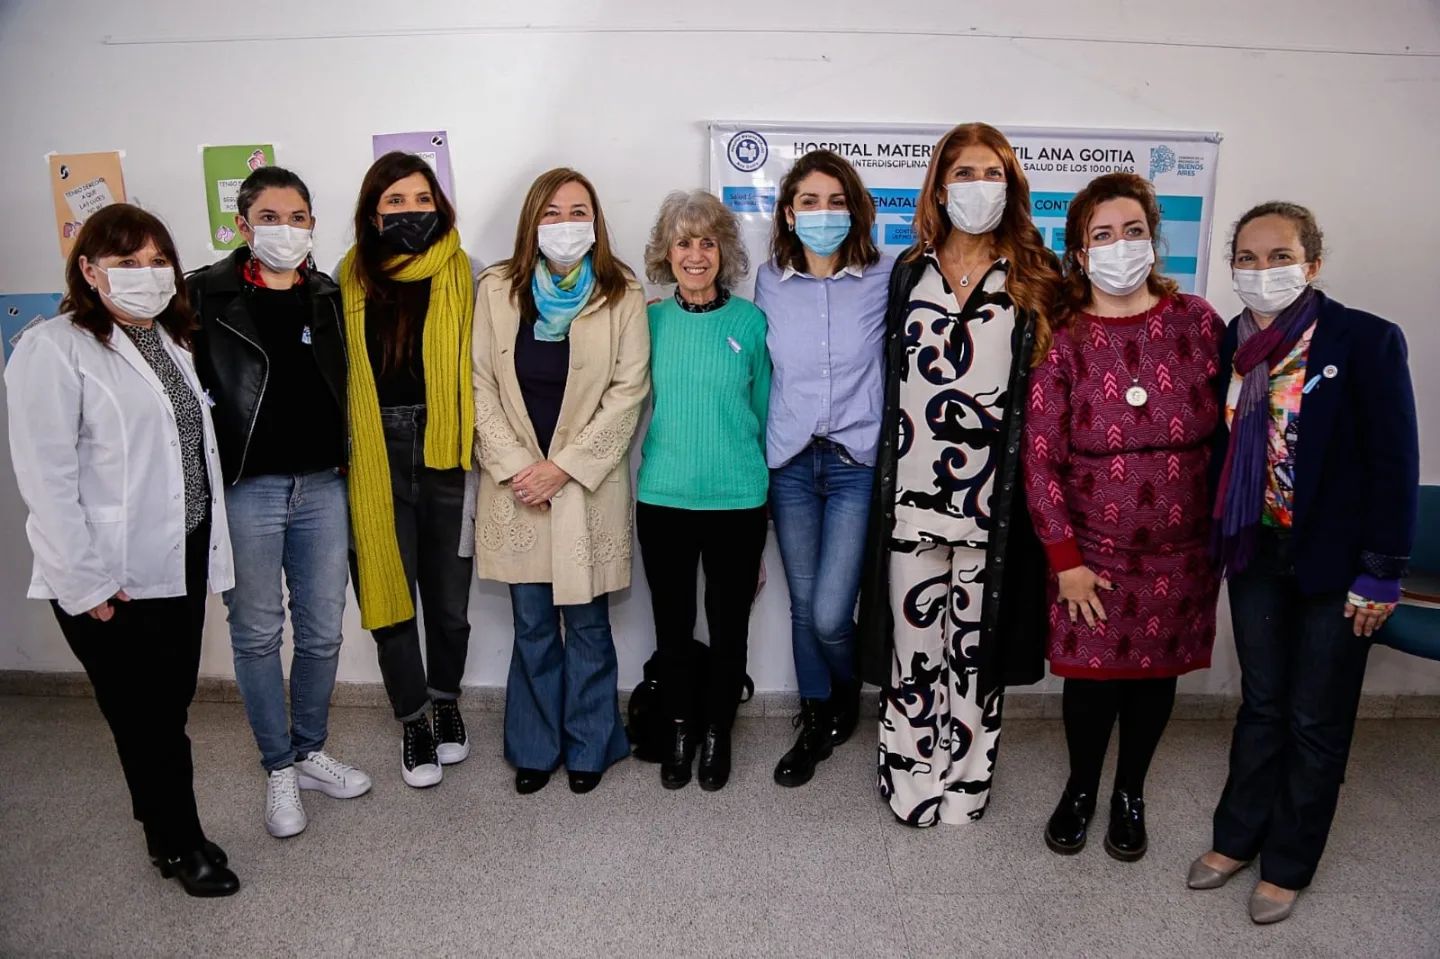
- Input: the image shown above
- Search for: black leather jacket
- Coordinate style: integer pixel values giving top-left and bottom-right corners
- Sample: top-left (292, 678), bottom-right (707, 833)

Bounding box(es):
top-left (186, 247), bottom-right (348, 485)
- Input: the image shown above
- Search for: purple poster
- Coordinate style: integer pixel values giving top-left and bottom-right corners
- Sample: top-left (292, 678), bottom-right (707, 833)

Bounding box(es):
top-left (372, 130), bottom-right (455, 203)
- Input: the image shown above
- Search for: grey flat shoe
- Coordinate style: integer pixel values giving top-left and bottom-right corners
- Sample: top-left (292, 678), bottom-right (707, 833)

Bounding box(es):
top-left (1186, 854), bottom-right (1248, 889)
top-left (1249, 887), bottom-right (1297, 925)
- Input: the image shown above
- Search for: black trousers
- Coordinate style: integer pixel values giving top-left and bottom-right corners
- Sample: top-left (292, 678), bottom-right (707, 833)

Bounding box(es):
top-left (1062, 675), bottom-right (1178, 799)
top-left (636, 502), bottom-right (767, 730)
top-left (355, 405), bottom-right (474, 722)
top-left (53, 519), bottom-right (211, 859)
top-left (1212, 529), bottom-right (1371, 890)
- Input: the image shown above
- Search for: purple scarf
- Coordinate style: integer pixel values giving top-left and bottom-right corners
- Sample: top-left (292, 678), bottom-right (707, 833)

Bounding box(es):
top-left (1212, 286), bottom-right (1319, 575)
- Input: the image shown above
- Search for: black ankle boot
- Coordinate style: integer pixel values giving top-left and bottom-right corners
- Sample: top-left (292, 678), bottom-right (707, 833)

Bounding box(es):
top-left (773, 698), bottom-right (833, 788)
top-left (150, 838), bottom-right (227, 870)
top-left (514, 768), bottom-right (551, 794)
top-left (697, 724), bottom-right (732, 792)
top-left (829, 680), bottom-right (861, 746)
top-left (660, 719), bottom-right (696, 790)
top-left (1044, 786), bottom-right (1096, 855)
top-left (1104, 790), bottom-right (1148, 862)
top-left (160, 847), bottom-right (240, 898)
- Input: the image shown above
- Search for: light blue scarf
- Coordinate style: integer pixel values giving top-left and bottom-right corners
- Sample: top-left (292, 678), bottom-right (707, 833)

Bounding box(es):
top-left (531, 256), bottom-right (595, 342)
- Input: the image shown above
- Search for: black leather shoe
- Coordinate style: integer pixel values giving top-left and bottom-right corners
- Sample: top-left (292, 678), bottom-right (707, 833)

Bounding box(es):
top-left (660, 719), bottom-right (696, 790)
top-left (829, 680), bottom-right (862, 746)
top-left (1044, 787), bottom-right (1096, 855)
top-left (151, 839), bottom-right (227, 870)
top-left (161, 848), bottom-right (240, 898)
top-left (1104, 790), bottom-right (1148, 862)
top-left (568, 771), bottom-right (602, 794)
top-left (697, 724), bottom-right (732, 792)
top-left (774, 698), bottom-right (833, 788)
top-left (515, 768), bottom-right (551, 794)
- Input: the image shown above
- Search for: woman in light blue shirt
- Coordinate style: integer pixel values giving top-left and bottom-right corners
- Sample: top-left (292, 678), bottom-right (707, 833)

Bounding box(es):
top-left (753, 148), bottom-right (894, 789)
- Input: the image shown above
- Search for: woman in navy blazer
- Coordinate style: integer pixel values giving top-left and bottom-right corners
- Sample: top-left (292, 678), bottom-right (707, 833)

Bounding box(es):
top-left (1187, 202), bottom-right (1419, 924)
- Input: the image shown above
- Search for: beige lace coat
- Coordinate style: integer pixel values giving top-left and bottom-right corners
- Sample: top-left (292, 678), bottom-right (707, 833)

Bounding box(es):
top-left (470, 267), bottom-right (650, 604)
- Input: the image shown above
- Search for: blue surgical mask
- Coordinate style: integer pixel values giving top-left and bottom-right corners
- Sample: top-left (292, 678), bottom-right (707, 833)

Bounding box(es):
top-left (792, 211), bottom-right (851, 257)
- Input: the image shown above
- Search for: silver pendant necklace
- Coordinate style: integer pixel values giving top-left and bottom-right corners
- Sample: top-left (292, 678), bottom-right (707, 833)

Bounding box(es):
top-left (1106, 301), bottom-right (1159, 408)
top-left (951, 245), bottom-right (990, 288)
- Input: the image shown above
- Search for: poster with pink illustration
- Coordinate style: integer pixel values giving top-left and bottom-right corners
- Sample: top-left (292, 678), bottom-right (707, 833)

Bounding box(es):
top-left (202, 143), bottom-right (276, 250)
top-left (47, 151), bottom-right (127, 261)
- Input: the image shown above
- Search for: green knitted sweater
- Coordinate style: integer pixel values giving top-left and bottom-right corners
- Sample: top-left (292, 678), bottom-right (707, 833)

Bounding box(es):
top-left (637, 294), bottom-right (771, 510)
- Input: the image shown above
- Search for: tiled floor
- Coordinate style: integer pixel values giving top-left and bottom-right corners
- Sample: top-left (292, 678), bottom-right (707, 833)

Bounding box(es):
top-left (1, 695), bottom-right (1437, 958)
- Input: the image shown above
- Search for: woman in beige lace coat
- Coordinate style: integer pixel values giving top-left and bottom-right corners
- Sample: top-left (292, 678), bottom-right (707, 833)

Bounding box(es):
top-left (471, 168), bottom-right (650, 795)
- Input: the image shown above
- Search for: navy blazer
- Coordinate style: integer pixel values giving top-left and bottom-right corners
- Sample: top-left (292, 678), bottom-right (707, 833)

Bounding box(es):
top-left (1210, 292), bottom-right (1419, 595)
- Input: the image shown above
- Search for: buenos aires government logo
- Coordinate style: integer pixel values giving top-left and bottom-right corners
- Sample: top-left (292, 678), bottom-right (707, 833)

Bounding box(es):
top-left (728, 131), bottom-right (769, 173)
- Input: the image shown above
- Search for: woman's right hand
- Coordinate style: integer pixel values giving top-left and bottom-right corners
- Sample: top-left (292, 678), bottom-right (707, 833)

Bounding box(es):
top-left (86, 590), bottom-right (129, 622)
top-left (1057, 567), bottom-right (1113, 628)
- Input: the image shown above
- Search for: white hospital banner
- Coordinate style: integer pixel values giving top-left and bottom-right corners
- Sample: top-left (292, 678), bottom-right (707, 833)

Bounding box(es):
top-left (709, 122), bottom-right (1221, 297)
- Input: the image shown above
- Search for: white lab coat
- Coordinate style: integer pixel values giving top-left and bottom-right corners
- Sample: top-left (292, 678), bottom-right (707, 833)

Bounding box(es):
top-left (4, 314), bottom-right (234, 616)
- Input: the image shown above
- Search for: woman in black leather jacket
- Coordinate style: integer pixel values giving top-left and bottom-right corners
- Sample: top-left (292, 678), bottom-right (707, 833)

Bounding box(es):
top-left (188, 166), bottom-right (371, 842)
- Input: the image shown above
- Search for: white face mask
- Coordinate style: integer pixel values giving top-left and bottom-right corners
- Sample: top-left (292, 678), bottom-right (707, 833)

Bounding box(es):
top-left (248, 224), bottom-right (313, 271)
top-left (99, 266), bottom-right (176, 320)
top-left (945, 181), bottom-right (1007, 235)
top-left (1085, 239), bottom-right (1155, 296)
top-left (1233, 264), bottom-right (1309, 315)
top-left (537, 221), bottom-right (596, 266)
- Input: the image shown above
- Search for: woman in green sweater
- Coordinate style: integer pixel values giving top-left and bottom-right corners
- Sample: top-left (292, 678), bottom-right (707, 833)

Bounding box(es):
top-left (638, 190), bottom-right (771, 792)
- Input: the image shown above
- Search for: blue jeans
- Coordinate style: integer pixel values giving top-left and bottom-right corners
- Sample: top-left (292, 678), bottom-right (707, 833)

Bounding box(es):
top-left (1211, 528), bottom-right (1372, 889)
top-left (504, 583), bottom-right (629, 774)
top-left (223, 470), bottom-right (349, 772)
top-left (769, 439), bottom-right (875, 699)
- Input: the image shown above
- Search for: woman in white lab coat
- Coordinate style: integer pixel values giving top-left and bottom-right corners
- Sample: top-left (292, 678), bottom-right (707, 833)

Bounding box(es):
top-left (4, 203), bottom-right (238, 898)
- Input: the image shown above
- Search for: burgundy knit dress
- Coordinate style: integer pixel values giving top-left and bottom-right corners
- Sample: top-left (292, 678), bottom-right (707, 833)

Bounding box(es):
top-left (1024, 294), bottom-right (1225, 679)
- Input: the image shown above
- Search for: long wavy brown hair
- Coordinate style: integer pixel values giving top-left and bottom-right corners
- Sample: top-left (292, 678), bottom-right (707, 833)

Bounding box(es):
top-left (905, 123), bottom-right (1059, 363)
top-left (350, 151), bottom-right (457, 375)
top-left (1056, 172), bottom-right (1178, 327)
top-left (62, 203), bottom-right (195, 348)
top-left (498, 168), bottom-right (632, 321)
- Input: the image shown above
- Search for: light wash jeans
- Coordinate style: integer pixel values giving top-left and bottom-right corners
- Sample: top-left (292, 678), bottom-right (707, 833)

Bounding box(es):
top-left (224, 469), bottom-right (349, 772)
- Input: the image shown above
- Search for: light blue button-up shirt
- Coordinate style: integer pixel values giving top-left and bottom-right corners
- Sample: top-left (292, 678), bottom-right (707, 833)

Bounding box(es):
top-left (754, 254), bottom-right (895, 469)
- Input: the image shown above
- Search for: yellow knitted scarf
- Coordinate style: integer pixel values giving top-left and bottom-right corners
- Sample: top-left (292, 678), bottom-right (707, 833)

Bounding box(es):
top-left (339, 229), bottom-right (474, 629)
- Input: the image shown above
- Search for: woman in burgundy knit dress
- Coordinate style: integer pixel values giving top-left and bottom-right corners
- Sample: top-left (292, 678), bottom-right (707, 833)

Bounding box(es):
top-left (1024, 172), bottom-right (1224, 862)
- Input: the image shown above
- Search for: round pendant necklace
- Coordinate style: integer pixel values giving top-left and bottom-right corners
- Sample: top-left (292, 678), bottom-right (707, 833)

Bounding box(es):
top-left (1105, 301), bottom-right (1160, 408)
top-left (951, 245), bottom-right (991, 288)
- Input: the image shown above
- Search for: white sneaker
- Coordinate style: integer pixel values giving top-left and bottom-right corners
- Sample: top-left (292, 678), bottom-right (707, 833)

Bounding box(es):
top-left (265, 766), bottom-right (307, 838)
top-left (296, 750), bottom-right (374, 800)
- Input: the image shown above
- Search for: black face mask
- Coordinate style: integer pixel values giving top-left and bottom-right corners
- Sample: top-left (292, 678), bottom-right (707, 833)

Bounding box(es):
top-left (377, 211), bottom-right (441, 254)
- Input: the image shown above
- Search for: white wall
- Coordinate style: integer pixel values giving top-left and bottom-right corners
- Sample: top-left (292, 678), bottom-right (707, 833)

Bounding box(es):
top-left (2, 0), bottom-right (1438, 695)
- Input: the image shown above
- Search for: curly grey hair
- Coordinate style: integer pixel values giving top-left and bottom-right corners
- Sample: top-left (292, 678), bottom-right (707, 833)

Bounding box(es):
top-left (644, 190), bottom-right (749, 289)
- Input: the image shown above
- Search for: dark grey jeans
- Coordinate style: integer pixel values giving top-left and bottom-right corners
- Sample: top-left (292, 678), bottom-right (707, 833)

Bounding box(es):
top-left (352, 405), bottom-right (474, 721)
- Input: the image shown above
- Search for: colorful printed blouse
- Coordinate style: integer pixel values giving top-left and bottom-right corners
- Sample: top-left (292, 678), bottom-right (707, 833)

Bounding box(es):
top-left (1225, 323), bottom-right (1316, 528)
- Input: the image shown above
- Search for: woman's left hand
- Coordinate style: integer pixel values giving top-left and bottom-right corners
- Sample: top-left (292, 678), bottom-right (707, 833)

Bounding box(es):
top-left (1344, 598), bottom-right (1396, 637)
top-left (512, 460), bottom-right (571, 506)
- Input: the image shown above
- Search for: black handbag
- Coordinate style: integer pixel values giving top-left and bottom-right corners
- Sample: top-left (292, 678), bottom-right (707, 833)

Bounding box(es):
top-left (627, 640), bottom-right (754, 763)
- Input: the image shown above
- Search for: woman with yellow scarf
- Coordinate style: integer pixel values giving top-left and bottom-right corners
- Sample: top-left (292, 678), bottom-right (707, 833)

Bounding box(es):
top-left (339, 152), bottom-right (476, 789)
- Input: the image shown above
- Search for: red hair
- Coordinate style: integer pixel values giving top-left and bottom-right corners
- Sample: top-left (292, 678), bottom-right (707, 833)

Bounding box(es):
top-left (906, 123), bottom-right (1058, 363)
